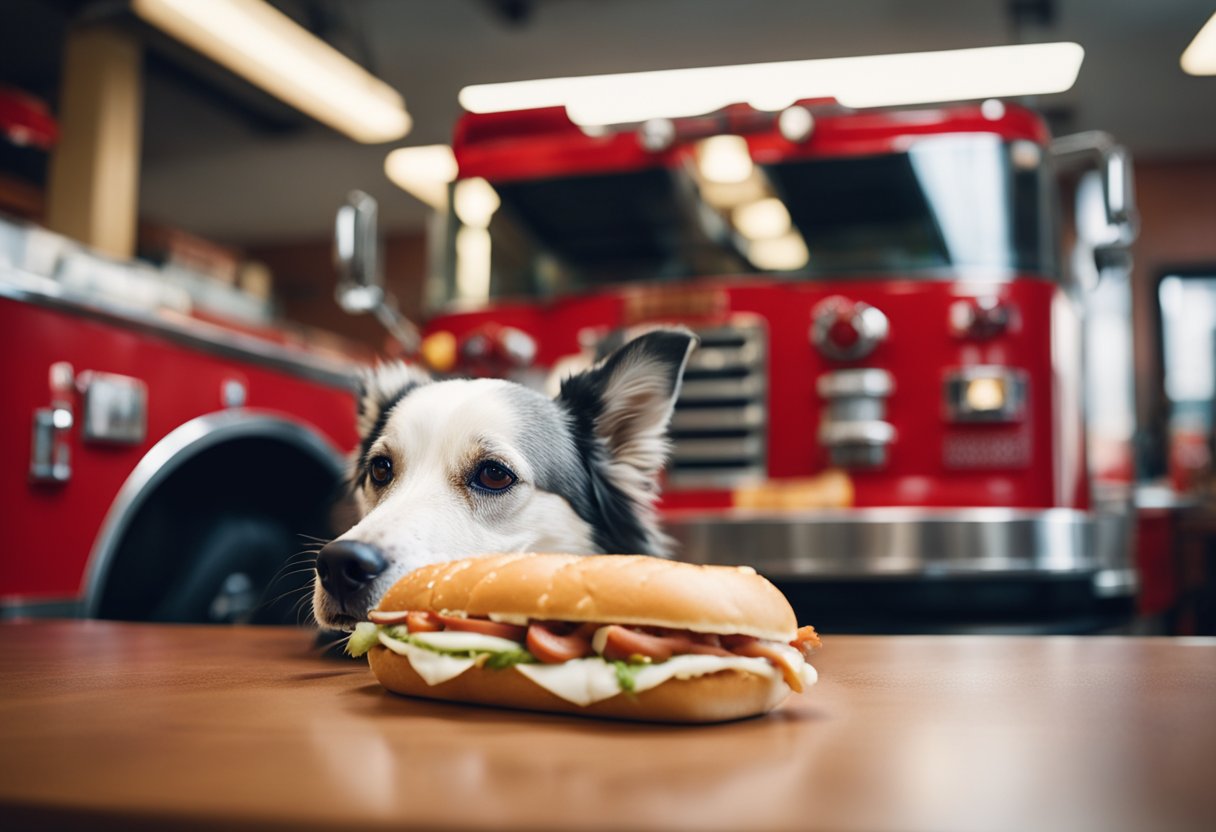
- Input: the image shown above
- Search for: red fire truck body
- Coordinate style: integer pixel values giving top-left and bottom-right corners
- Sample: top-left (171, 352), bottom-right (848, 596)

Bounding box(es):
top-left (0, 235), bottom-right (359, 622)
top-left (422, 100), bottom-right (1134, 626)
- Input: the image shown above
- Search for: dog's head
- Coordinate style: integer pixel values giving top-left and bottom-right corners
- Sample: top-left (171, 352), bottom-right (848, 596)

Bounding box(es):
top-left (312, 329), bottom-right (697, 630)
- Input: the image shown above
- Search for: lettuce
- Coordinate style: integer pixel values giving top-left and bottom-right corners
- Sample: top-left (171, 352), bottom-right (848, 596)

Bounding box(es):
top-left (346, 622), bottom-right (537, 667)
top-left (612, 660), bottom-right (640, 693)
top-left (346, 621), bottom-right (380, 657)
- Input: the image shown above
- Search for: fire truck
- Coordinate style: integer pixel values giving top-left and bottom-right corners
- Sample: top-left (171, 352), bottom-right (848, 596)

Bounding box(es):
top-left (409, 99), bottom-right (1139, 631)
top-left (0, 217), bottom-right (360, 625)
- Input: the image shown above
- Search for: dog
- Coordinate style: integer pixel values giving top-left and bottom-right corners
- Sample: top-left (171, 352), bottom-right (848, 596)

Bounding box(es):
top-left (311, 328), bottom-right (696, 630)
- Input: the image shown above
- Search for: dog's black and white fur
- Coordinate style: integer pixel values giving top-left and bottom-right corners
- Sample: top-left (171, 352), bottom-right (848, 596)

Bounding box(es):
top-left (312, 329), bottom-right (697, 630)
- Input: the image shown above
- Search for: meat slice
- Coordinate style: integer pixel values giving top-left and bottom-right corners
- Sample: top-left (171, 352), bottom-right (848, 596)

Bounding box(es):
top-left (526, 623), bottom-right (594, 664)
top-left (732, 640), bottom-right (805, 692)
top-left (436, 614), bottom-right (527, 641)
top-left (598, 625), bottom-right (734, 662)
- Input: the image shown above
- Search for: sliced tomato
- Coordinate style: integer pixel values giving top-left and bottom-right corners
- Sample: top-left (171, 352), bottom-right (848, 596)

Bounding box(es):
top-left (407, 611), bottom-right (443, 633)
top-left (436, 614), bottom-right (527, 641)
top-left (526, 623), bottom-right (593, 664)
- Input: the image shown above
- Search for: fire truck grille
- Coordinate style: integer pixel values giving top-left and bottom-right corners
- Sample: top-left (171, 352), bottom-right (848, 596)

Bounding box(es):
top-left (667, 322), bottom-right (767, 488)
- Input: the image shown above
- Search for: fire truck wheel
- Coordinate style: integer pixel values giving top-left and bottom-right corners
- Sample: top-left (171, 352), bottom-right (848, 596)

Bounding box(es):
top-left (147, 516), bottom-right (306, 625)
top-left (92, 434), bottom-right (344, 626)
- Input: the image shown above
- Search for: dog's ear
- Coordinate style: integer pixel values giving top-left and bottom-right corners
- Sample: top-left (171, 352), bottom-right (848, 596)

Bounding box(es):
top-left (356, 362), bottom-right (430, 439)
top-left (557, 328), bottom-right (697, 550)
top-left (350, 362), bottom-right (431, 490)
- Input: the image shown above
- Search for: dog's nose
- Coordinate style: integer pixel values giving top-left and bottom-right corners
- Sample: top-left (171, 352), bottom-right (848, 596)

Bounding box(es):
top-left (316, 541), bottom-right (388, 602)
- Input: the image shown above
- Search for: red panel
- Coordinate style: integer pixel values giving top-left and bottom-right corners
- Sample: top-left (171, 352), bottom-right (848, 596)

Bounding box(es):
top-left (426, 275), bottom-right (1085, 512)
top-left (0, 298), bottom-right (359, 600)
top-left (1136, 509), bottom-right (1180, 616)
top-left (453, 102), bottom-right (1049, 183)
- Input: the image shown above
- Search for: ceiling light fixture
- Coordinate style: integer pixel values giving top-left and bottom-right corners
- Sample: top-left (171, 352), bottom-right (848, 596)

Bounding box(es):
top-left (132, 0), bottom-right (411, 143)
top-left (733, 198), bottom-right (792, 241)
top-left (696, 135), bottom-right (753, 184)
top-left (748, 232), bottom-right (809, 272)
top-left (459, 42), bottom-right (1085, 127)
top-left (384, 145), bottom-right (458, 207)
top-left (1181, 12), bottom-right (1216, 75)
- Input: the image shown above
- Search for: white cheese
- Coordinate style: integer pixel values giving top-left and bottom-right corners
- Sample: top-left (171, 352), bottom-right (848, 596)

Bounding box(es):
top-left (515, 654), bottom-right (780, 706)
top-left (377, 632), bottom-right (476, 685)
top-left (406, 630), bottom-right (525, 653)
top-left (515, 658), bottom-right (623, 706)
top-left (631, 655), bottom-right (778, 695)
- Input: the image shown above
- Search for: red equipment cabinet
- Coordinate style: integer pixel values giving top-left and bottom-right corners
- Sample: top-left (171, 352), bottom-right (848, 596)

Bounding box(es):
top-left (0, 225), bottom-right (359, 624)
top-left (421, 100), bottom-right (1139, 630)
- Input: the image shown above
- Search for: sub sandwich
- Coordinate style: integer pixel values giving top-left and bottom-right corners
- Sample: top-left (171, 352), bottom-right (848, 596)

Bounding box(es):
top-left (347, 553), bottom-right (821, 723)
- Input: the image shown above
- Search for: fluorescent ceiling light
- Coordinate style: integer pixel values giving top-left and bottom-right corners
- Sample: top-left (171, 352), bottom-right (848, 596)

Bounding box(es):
top-left (733, 198), bottom-right (792, 241)
top-left (133, 0), bottom-right (410, 143)
top-left (459, 42), bottom-right (1084, 127)
top-left (455, 227), bottom-right (492, 301)
top-left (697, 135), bottom-right (753, 184)
top-left (748, 232), bottom-right (809, 272)
top-left (385, 145), bottom-right (457, 207)
top-left (1181, 12), bottom-right (1216, 75)
top-left (453, 178), bottom-right (501, 228)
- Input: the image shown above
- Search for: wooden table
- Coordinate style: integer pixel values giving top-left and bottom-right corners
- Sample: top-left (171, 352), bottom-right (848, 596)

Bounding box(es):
top-left (1, 621), bottom-right (1214, 832)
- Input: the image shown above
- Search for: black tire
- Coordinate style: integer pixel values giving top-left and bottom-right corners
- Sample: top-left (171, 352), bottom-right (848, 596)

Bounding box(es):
top-left (95, 435), bottom-right (343, 626)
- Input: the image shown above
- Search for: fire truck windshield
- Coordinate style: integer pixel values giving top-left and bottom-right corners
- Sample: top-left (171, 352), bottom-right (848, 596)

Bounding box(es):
top-left (443, 134), bottom-right (1056, 303)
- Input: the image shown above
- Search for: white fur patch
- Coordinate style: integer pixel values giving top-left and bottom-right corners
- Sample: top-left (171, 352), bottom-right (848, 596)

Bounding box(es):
top-left (315, 379), bottom-right (596, 629)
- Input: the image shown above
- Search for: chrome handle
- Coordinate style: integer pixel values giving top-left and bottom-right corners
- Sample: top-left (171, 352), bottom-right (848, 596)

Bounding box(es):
top-left (29, 361), bottom-right (75, 484)
top-left (30, 406), bottom-right (73, 483)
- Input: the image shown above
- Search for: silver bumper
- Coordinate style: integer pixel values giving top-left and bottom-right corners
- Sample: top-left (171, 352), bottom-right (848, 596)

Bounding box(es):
top-left (666, 507), bottom-right (1136, 595)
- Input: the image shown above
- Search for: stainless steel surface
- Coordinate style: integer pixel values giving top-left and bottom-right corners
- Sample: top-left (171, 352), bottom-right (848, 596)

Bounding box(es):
top-left (28, 407), bottom-right (72, 483)
top-left (948, 296), bottom-right (1012, 338)
top-left (670, 435), bottom-right (764, 460)
top-left (0, 597), bottom-right (83, 620)
top-left (80, 409), bottom-right (345, 616)
top-left (637, 117), bottom-right (676, 152)
top-left (778, 105), bottom-right (815, 142)
top-left (810, 297), bottom-right (889, 360)
top-left (334, 190), bottom-right (421, 353)
top-left (79, 371), bottom-right (147, 445)
top-left (677, 374), bottom-right (765, 401)
top-left (817, 368), bottom-right (894, 399)
top-left (221, 378), bottom-right (248, 408)
top-left (668, 320), bottom-right (768, 488)
top-left (817, 367), bottom-right (895, 468)
top-left (1050, 131), bottom-right (1139, 253)
top-left (818, 420), bottom-right (897, 446)
top-left (669, 403), bottom-right (764, 431)
top-left (667, 507), bottom-right (1107, 581)
top-left (28, 360), bottom-right (74, 483)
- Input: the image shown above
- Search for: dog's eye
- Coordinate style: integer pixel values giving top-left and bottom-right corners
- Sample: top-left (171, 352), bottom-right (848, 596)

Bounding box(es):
top-left (368, 455), bottom-right (393, 487)
top-left (471, 460), bottom-right (516, 492)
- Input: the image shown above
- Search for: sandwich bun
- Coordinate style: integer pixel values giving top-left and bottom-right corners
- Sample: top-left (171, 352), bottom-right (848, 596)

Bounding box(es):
top-left (364, 553), bottom-right (815, 723)
top-left (376, 552), bottom-right (798, 642)
top-left (368, 645), bottom-right (792, 723)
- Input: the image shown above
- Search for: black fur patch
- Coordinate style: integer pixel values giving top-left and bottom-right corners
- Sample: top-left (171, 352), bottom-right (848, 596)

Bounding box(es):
top-left (558, 376), bottom-right (653, 554)
top-left (556, 330), bottom-right (695, 554)
top-left (351, 378), bottom-right (425, 491)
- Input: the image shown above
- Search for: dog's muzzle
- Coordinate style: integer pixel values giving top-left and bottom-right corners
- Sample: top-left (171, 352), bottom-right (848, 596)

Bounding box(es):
top-left (316, 540), bottom-right (388, 611)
